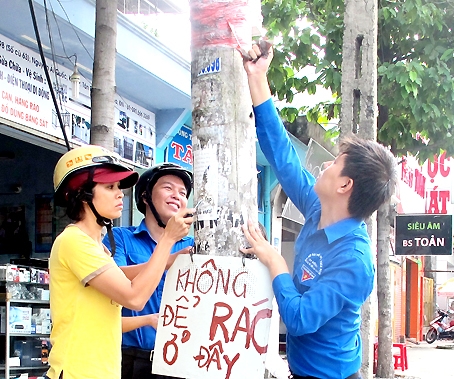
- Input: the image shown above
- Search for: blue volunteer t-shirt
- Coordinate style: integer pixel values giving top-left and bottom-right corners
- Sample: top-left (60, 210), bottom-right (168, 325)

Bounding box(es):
top-left (254, 98), bottom-right (375, 379)
top-left (103, 219), bottom-right (194, 351)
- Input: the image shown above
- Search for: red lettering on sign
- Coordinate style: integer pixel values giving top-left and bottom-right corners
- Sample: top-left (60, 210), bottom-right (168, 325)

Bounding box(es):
top-left (223, 352), bottom-right (240, 379)
top-left (210, 302), bottom-right (232, 343)
top-left (193, 341), bottom-right (240, 379)
top-left (231, 307), bottom-right (251, 348)
top-left (182, 145), bottom-right (193, 164)
top-left (401, 160), bottom-right (414, 188)
top-left (426, 189), bottom-right (450, 214)
top-left (427, 152), bottom-right (451, 182)
top-left (251, 308), bottom-right (273, 354)
top-left (414, 169), bottom-right (425, 198)
top-left (163, 333), bottom-right (179, 365)
top-left (171, 142), bottom-right (193, 165)
top-left (162, 302), bottom-right (189, 329)
top-left (171, 142), bottom-right (184, 160)
top-left (440, 153), bottom-right (450, 177)
top-left (176, 264), bottom-right (250, 298)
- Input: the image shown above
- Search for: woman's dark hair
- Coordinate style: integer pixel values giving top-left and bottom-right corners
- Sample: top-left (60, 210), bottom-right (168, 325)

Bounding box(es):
top-left (340, 136), bottom-right (397, 219)
top-left (65, 178), bottom-right (95, 222)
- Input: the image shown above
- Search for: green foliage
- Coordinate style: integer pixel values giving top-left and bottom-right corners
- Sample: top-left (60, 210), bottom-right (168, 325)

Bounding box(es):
top-left (262, 0), bottom-right (454, 161)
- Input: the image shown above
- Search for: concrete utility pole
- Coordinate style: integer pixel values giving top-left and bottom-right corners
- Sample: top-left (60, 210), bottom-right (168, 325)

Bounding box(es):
top-left (190, 0), bottom-right (260, 257)
top-left (90, 0), bottom-right (117, 150)
top-left (338, 0), bottom-right (381, 378)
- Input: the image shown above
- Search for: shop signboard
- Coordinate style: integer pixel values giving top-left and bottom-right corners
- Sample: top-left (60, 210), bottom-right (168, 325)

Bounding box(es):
top-left (399, 152), bottom-right (452, 214)
top-left (165, 124), bottom-right (193, 170)
top-left (0, 33), bottom-right (156, 168)
top-left (114, 97), bottom-right (156, 168)
top-left (0, 35), bottom-right (55, 135)
top-left (153, 254), bottom-right (273, 379)
top-left (395, 214), bottom-right (453, 256)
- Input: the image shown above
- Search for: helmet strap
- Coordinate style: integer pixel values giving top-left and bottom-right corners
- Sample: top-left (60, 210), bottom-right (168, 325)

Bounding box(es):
top-left (76, 167), bottom-right (118, 256)
top-left (143, 191), bottom-right (166, 228)
top-left (86, 201), bottom-right (117, 256)
top-left (105, 223), bottom-right (116, 258)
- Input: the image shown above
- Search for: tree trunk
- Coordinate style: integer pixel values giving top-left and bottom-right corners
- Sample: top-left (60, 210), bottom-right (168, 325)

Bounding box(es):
top-left (339, 0), bottom-right (379, 377)
top-left (376, 203), bottom-right (395, 379)
top-left (190, 1), bottom-right (258, 256)
top-left (90, 0), bottom-right (117, 150)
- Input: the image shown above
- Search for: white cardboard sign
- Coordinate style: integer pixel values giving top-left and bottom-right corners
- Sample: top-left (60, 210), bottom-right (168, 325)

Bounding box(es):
top-left (153, 254), bottom-right (274, 379)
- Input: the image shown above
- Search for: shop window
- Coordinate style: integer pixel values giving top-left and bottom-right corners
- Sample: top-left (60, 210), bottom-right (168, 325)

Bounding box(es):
top-left (35, 195), bottom-right (70, 254)
top-left (35, 196), bottom-right (53, 254)
top-left (135, 142), bottom-right (153, 167)
top-left (71, 114), bottom-right (90, 144)
top-left (123, 137), bottom-right (134, 161)
top-left (0, 205), bottom-right (30, 255)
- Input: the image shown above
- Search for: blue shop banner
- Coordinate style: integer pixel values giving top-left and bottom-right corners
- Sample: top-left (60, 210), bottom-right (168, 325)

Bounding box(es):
top-left (165, 125), bottom-right (193, 171)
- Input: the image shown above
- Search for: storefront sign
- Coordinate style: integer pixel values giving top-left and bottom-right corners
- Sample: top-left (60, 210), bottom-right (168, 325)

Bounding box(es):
top-left (114, 97), bottom-right (156, 167)
top-left (166, 124), bottom-right (193, 170)
top-left (395, 214), bottom-right (453, 256)
top-left (0, 35), bottom-right (55, 134)
top-left (153, 254), bottom-right (273, 379)
top-left (400, 153), bottom-right (452, 214)
top-left (0, 33), bottom-right (156, 167)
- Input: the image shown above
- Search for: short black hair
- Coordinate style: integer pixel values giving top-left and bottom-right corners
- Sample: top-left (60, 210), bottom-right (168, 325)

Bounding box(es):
top-left (339, 136), bottom-right (397, 219)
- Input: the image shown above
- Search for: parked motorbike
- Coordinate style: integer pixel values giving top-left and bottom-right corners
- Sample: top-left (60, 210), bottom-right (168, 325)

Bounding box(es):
top-left (425, 308), bottom-right (454, 344)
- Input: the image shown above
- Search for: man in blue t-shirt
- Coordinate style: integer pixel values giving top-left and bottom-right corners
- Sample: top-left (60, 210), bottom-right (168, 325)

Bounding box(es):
top-left (240, 43), bottom-right (398, 379)
top-left (104, 163), bottom-right (193, 379)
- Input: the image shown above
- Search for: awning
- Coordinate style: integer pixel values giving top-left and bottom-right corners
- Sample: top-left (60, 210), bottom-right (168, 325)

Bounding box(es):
top-left (437, 277), bottom-right (454, 297)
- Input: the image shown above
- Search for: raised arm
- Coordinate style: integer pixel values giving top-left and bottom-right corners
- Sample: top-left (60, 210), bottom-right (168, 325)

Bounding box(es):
top-left (243, 42), bottom-right (274, 106)
top-left (89, 207), bottom-right (194, 311)
top-left (119, 246), bottom-right (192, 280)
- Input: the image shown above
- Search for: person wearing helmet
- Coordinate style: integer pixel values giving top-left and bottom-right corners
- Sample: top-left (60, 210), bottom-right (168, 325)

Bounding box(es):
top-left (47, 146), bottom-right (194, 379)
top-left (103, 162), bottom-right (193, 379)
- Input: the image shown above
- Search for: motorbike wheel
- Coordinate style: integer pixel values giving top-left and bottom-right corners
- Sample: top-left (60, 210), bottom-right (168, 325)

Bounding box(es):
top-left (426, 327), bottom-right (438, 344)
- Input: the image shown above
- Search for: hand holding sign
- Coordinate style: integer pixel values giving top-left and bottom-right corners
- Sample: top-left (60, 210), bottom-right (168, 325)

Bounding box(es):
top-left (241, 220), bottom-right (290, 280)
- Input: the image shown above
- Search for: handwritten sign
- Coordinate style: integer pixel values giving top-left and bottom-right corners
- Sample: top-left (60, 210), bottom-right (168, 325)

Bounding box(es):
top-left (395, 214), bottom-right (453, 255)
top-left (153, 254), bottom-right (274, 379)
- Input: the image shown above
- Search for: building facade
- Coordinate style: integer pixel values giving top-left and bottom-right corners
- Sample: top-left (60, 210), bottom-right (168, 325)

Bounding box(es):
top-left (394, 152), bottom-right (454, 341)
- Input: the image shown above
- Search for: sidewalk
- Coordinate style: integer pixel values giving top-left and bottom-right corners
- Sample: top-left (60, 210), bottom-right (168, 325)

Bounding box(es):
top-left (393, 339), bottom-right (454, 379)
top-left (267, 339), bottom-right (454, 379)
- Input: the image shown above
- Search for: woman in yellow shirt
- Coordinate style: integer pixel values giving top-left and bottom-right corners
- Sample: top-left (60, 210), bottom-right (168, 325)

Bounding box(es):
top-left (46, 145), bottom-right (194, 379)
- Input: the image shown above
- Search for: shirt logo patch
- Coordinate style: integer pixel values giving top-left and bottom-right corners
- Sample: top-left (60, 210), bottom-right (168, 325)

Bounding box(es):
top-left (301, 253), bottom-right (323, 282)
top-left (301, 269), bottom-right (314, 281)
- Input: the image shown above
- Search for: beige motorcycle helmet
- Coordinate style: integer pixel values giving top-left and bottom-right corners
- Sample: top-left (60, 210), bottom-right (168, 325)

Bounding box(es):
top-left (53, 145), bottom-right (138, 256)
top-left (54, 145), bottom-right (138, 207)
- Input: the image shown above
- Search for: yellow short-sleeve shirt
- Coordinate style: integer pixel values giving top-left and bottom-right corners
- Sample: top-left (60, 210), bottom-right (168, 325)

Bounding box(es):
top-left (46, 225), bottom-right (122, 379)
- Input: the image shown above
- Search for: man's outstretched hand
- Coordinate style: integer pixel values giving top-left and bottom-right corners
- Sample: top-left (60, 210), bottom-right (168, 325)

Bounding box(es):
top-left (241, 39), bottom-right (274, 106)
top-left (241, 39), bottom-right (273, 75)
